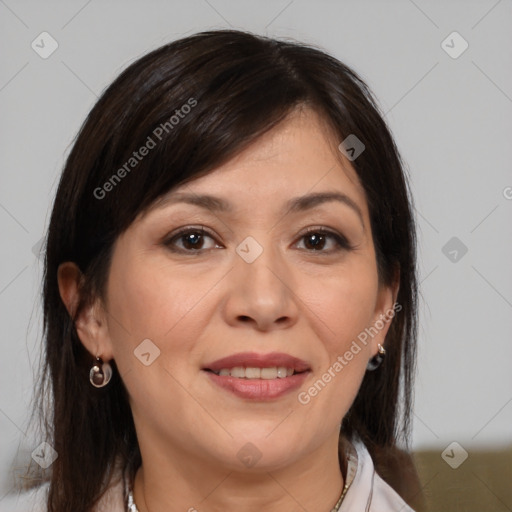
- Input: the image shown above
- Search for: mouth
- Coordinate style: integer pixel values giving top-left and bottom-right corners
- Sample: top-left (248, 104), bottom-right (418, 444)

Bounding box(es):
top-left (202, 352), bottom-right (311, 400)
top-left (206, 367), bottom-right (300, 378)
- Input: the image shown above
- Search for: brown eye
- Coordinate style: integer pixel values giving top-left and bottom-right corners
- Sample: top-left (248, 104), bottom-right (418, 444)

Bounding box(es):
top-left (298, 229), bottom-right (352, 253)
top-left (179, 231), bottom-right (206, 250)
top-left (164, 227), bottom-right (220, 253)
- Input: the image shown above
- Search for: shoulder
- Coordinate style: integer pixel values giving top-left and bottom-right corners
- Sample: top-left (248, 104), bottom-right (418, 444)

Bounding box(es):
top-left (340, 439), bottom-right (416, 512)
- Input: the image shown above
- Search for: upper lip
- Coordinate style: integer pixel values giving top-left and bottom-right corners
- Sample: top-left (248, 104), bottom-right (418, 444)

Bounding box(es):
top-left (203, 352), bottom-right (311, 373)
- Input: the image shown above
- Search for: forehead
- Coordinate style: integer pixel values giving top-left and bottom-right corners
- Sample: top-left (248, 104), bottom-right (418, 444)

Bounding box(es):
top-left (146, 108), bottom-right (367, 218)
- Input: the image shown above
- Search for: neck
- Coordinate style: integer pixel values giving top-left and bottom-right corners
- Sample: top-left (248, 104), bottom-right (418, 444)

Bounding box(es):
top-left (132, 431), bottom-right (345, 512)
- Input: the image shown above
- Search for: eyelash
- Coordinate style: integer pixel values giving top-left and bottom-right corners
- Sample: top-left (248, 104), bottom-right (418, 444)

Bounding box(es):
top-left (163, 226), bottom-right (353, 255)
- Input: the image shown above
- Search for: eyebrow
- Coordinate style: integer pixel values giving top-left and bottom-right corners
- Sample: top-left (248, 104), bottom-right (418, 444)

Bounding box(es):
top-left (153, 191), bottom-right (364, 226)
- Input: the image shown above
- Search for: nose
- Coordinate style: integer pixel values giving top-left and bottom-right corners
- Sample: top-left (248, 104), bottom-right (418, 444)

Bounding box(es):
top-left (221, 238), bottom-right (300, 332)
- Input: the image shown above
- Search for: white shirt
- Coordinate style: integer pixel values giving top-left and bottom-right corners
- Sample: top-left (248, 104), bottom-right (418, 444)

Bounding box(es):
top-left (339, 439), bottom-right (416, 511)
top-left (2, 440), bottom-right (415, 511)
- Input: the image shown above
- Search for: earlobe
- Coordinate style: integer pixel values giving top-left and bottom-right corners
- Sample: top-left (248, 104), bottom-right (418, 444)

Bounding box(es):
top-left (57, 262), bottom-right (83, 320)
top-left (375, 284), bottom-right (398, 325)
top-left (370, 274), bottom-right (400, 352)
top-left (376, 267), bottom-right (400, 321)
top-left (57, 262), bottom-right (114, 361)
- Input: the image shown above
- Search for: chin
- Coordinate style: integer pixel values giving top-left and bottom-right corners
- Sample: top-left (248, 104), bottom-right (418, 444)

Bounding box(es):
top-left (225, 430), bottom-right (306, 471)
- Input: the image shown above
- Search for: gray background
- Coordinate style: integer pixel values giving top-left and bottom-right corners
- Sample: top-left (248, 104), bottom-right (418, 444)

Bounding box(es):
top-left (1, 0), bottom-right (511, 501)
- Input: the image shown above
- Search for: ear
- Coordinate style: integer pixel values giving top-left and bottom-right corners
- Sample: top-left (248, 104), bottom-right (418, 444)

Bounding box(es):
top-left (369, 269), bottom-right (400, 355)
top-left (57, 262), bottom-right (114, 361)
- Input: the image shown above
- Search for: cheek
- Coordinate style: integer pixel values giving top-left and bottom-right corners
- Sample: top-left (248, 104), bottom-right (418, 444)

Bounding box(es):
top-left (296, 271), bottom-right (376, 426)
top-left (104, 256), bottom-right (215, 429)
top-left (304, 260), bottom-right (378, 355)
top-left (106, 253), bottom-right (212, 342)
top-left (104, 255), bottom-right (220, 403)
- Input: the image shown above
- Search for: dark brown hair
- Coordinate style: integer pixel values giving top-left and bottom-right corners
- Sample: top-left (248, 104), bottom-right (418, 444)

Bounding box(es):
top-left (35, 29), bottom-right (419, 510)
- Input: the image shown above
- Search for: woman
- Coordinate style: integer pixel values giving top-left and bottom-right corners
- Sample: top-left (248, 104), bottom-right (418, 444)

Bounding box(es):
top-left (19, 29), bottom-right (424, 511)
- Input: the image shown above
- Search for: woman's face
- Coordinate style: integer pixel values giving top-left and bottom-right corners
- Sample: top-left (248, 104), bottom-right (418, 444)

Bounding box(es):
top-left (82, 108), bottom-right (396, 471)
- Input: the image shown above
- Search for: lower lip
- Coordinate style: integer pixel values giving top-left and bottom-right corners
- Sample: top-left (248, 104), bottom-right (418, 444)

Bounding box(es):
top-left (204, 370), bottom-right (309, 400)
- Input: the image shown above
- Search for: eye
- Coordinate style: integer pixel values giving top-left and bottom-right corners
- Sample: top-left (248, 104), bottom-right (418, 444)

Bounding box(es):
top-left (163, 226), bottom-right (352, 255)
top-left (296, 228), bottom-right (352, 253)
top-left (163, 227), bottom-right (221, 253)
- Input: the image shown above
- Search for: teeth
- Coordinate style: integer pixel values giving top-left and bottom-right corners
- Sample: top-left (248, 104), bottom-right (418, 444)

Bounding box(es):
top-left (245, 367), bottom-right (261, 379)
top-left (230, 366), bottom-right (245, 378)
top-left (276, 367), bottom-right (287, 378)
top-left (261, 367), bottom-right (277, 379)
top-left (212, 366), bottom-right (297, 379)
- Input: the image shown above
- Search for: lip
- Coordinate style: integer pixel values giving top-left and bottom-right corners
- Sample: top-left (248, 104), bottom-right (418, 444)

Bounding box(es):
top-left (205, 371), bottom-right (309, 400)
top-left (203, 351), bottom-right (311, 373)
top-left (202, 351), bottom-right (311, 400)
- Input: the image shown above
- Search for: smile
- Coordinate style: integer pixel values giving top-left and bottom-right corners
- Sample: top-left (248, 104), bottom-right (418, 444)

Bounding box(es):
top-left (209, 367), bottom-right (297, 379)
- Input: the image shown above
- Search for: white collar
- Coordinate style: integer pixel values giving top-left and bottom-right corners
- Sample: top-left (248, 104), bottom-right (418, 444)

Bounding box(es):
top-left (122, 437), bottom-right (414, 512)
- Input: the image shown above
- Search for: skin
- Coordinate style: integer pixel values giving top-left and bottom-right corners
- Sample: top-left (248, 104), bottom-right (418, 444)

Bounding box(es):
top-left (58, 107), bottom-right (398, 512)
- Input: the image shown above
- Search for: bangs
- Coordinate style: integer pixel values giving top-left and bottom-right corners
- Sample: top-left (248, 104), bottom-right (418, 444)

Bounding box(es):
top-left (72, 33), bottom-right (324, 270)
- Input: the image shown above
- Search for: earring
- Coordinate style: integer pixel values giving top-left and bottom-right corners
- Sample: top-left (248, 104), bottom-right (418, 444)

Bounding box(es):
top-left (366, 344), bottom-right (386, 371)
top-left (89, 356), bottom-right (112, 387)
